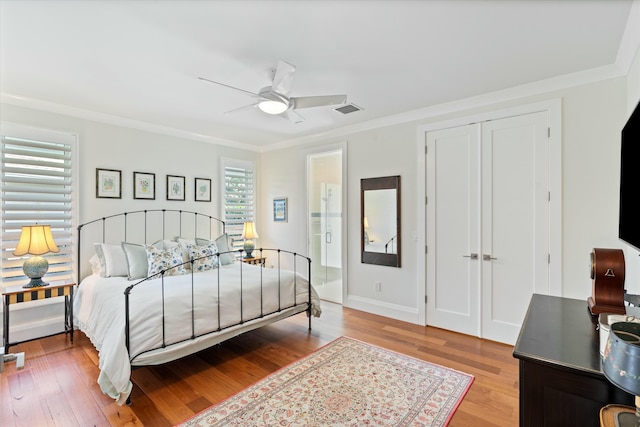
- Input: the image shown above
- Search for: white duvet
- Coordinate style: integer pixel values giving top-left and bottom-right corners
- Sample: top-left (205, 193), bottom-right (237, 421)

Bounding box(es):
top-left (74, 263), bottom-right (321, 405)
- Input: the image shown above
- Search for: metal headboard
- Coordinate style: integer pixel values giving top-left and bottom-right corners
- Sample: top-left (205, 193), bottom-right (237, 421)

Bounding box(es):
top-left (77, 209), bottom-right (225, 281)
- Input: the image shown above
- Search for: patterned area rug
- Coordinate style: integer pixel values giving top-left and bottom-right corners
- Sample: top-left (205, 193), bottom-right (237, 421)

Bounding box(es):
top-left (178, 336), bottom-right (474, 427)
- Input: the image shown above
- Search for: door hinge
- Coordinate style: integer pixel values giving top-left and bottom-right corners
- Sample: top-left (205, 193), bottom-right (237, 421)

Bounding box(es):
top-left (548, 127), bottom-right (551, 138)
top-left (548, 253), bottom-right (551, 264)
top-left (425, 196), bottom-right (428, 205)
top-left (425, 245), bottom-right (428, 254)
top-left (425, 295), bottom-right (428, 303)
top-left (548, 191), bottom-right (551, 202)
top-left (425, 145), bottom-right (428, 155)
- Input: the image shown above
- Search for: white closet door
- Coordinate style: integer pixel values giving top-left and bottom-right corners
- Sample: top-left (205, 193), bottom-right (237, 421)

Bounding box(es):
top-left (480, 112), bottom-right (549, 344)
top-left (426, 111), bottom-right (550, 345)
top-left (426, 124), bottom-right (481, 337)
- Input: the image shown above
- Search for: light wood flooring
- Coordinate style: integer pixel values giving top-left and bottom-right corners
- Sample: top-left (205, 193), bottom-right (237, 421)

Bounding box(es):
top-left (0, 302), bottom-right (519, 426)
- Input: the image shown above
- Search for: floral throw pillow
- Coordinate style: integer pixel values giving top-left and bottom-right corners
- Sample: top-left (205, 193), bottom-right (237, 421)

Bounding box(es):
top-left (186, 242), bottom-right (219, 272)
top-left (145, 244), bottom-right (186, 277)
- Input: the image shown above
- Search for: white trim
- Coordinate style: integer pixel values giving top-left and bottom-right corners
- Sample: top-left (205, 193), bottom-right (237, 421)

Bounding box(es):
top-left (416, 99), bottom-right (563, 324)
top-left (345, 294), bottom-right (420, 325)
top-left (616, 0), bottom-right (640, 74)
top-left (2, 58), bottom-right (630, 153)
top-left (1, 93), bottom-right (256, 152)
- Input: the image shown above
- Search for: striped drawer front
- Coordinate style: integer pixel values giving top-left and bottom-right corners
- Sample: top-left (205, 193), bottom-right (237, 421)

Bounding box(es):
top-left (6, 285), bottom-right (72, 304)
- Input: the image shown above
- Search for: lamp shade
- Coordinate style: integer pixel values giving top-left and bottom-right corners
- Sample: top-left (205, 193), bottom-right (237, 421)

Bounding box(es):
top-left (241, 222), bottom-right (259, 240)
top-left (603, 321), bottom-right (640, 396)
top-left (13, 225), bottom-right (59, 256)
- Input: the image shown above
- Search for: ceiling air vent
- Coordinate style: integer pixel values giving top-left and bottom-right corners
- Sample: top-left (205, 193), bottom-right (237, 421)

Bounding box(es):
top-left (334, 103), bottom-right (362, 115)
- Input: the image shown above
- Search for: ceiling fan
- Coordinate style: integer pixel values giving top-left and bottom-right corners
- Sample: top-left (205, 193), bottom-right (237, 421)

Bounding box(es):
top-left (198, 60), bottom-right (347, 123)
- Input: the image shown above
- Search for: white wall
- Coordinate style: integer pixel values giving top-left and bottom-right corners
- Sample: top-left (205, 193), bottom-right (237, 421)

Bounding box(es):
top-left (0, 103), bottom-right (256, 343)
top-left (260, 74), bottom-right (631, 325)
top-left (621, 45), bottom-right (640, 293)
top-left (2, 50), bottom-right (638, 339)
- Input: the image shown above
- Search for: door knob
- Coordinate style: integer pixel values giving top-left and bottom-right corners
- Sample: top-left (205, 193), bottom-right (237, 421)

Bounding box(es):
top-left (483, 254), bottom-right (498, 261)
top-left (463, 253), bottom-right (478, 260)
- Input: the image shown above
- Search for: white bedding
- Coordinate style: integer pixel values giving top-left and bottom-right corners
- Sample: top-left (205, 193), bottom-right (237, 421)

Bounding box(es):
top-left (74, 263), bottom-right (321, 405)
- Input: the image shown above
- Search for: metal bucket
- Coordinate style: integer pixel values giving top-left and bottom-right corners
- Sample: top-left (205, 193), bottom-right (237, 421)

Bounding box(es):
top-left (603, 321), bottom-right (640, 396)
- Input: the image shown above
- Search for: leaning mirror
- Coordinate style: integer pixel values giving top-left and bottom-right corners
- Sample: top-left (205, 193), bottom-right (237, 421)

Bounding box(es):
top-left (361, 175), bottom-right (401, 267)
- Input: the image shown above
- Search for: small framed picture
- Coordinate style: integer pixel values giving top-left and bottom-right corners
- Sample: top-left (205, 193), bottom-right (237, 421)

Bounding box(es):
top-left (273, 197), bottom-right (288, 222)
top-left (133, 171), bottom-right (155, 200)
top-left (96, 168), bottom-right (122, 199)
top-left (195, 177), bottom-right (211, 202)
top-left (166, 175), bottom-right (185, 201)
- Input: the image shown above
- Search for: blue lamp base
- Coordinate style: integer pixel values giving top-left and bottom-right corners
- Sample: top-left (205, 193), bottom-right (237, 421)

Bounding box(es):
top-left (243, 240), bottom-right (255, 258)
top-left (23, 255), bottom-right (50, 288)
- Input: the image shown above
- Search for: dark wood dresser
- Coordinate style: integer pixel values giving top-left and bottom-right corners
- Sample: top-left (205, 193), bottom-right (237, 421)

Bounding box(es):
top-left (513, 294), bottom-right (633, 427)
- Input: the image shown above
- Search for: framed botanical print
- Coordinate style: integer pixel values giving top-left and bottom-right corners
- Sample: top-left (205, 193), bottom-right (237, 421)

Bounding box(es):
top-left (273, 197), bottom-right (288, 222)
top-left (195, 177), bottom-right (211, 202)
top-left (96, 168), bottom-right (122, 199)
top-left (166, 175), bottom-right (185, 201)
top-left (133, 171), bottom-right (155, 200)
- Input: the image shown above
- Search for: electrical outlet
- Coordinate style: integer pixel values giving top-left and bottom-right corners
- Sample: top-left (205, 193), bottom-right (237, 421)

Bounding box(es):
top-left (375, 282), bottom-right (381, 292)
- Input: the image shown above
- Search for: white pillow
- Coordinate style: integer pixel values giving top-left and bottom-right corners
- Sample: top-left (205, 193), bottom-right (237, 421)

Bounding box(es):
top-left (121, 242), bottom-right (148, 280)
top-left (175, 237), bottom-right (196, 269)
top-left (146, 244), bottom-right (186, 277)
top-left (94, 243), bottom-right (128, 277)
top-left (89, 254), bottom-right (103, 275)
top-left (186, 242), bottom-right (219, 272)
top-left (197, 234), bottom-right (236, 265)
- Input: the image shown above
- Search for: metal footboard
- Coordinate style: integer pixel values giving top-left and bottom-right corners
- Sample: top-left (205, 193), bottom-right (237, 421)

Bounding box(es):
top-left (123, 248), bottom-right (313, 363)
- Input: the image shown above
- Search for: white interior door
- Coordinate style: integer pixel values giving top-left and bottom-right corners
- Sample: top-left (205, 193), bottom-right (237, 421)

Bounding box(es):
top-left (481, 112), bottom-right (550, 343)
top-left (426, 111), bottom-right (550, 344)
top-left (426, 124), bottom-right (481, 337)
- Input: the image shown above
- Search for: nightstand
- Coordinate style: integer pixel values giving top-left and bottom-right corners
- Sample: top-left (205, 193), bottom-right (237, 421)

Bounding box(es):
top-left (242, 256), bottom-right (266, 267)
top-left (2, 282), bottom-right (75, 351)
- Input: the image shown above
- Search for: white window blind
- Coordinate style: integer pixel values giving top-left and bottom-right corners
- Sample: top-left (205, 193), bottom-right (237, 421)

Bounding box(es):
top-left (222, 158), bottom-right (256, 251)
top-left (1, 125), bottom-right (76, 288)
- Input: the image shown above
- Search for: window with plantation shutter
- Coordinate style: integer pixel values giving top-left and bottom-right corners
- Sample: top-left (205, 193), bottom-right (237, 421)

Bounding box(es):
top-left (221, 158), bottom-right (255, 252)
top-left (1, 124), bottom-right (77, 289)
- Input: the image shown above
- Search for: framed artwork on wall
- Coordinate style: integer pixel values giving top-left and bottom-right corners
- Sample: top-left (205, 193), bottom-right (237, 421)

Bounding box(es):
top-left (96, 168), bottom-right (122, 199)
top-left (166, 175), bottom-right (185, 201)
top-left (195, 177), bottom-right (211, 202)
top-left (133, 171), bottom-right (155, 200)
top-left (273, 197), bottom-right (288, 222)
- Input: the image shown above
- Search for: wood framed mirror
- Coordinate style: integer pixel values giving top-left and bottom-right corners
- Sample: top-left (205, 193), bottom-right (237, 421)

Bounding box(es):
top-left (361, 175), bottom-right (401, 267)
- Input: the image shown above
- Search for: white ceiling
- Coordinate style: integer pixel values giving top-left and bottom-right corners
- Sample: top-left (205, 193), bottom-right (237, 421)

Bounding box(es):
top-left (0, 0), bottom-right (637, 150)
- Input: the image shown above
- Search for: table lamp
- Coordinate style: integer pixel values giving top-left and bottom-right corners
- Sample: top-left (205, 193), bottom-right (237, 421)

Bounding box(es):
top-left (241, 222), bottom-right (259, 258)
top-left (603, 321), bottom-right (640, 426)
top-left (13, 225), bottom-right (59, 288)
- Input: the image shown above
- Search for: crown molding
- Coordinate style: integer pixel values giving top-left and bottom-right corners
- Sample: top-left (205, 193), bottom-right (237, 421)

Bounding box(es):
top-left (264, 63), bottom-right (626, 152)
top-left (0, 93), bottom-right (258, 152)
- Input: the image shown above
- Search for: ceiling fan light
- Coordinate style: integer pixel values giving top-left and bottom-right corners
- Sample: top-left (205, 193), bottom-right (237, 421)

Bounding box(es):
top-left (258, 99), bottom-right (288, 114)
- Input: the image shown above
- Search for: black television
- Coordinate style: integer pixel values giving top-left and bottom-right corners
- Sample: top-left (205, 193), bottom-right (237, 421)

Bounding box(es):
top-left (619, 99), bottom-right (640, 251)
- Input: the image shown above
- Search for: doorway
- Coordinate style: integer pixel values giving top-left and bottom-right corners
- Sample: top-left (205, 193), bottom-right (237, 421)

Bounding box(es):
top-left (307, 149), bottom-right (343, 303)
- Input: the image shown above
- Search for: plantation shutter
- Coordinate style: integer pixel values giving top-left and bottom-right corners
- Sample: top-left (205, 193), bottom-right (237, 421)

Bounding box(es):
top-left (222, 158), bottom-right (255, 251)
top-left (1, 125), bottom-right (76, 288)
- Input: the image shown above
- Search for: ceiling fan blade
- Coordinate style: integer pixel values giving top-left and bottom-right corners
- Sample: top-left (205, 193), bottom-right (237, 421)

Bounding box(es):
top-left (292, 95), bottom-right (347, 109)
top-left (280, 109), bottom-right (305, 123)
top-left (224, 102), bottom-right (258, 114)
top-left (271, 60), bottom-right (296, 97)
top-left (198, 77), bottom-right (260, 97)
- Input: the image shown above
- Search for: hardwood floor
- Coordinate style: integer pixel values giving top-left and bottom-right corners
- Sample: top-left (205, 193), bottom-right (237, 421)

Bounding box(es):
top-left (0, 302), bottom-right (519, 426)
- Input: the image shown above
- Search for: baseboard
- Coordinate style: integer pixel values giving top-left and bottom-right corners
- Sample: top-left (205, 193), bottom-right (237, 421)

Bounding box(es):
top-left (344, 295), bottom-right (421, 325)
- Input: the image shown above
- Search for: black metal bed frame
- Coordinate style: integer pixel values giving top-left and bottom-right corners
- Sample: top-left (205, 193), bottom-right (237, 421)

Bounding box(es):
top-left (76, 210), bottom-right (313, 398)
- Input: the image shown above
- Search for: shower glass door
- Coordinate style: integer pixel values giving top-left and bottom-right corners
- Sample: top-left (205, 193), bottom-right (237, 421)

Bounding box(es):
top-left (308, 149), bottom-right (342, 303)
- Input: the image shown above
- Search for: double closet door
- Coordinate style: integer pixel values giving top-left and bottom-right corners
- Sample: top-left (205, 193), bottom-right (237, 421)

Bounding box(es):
top-left (426, 111), bottom-right (550, 344)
